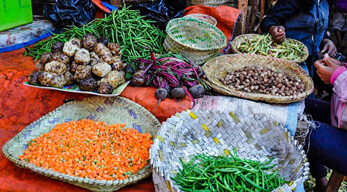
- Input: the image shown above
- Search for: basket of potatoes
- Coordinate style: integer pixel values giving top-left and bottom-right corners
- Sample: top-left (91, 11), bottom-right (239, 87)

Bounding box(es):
top-left (26, 34), bottom-right (128, 96)
top-left (202, 54), bottom-right (314, 103)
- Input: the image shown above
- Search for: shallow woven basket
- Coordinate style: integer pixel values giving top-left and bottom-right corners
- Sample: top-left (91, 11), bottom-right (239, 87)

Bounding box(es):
top-left (188, 0), bottom-right (235, 7)
top-left (203, 54), bottom-right (314, 103)
top-left (164, 17), bottom-right (226, 65)
top-left (150, 110), bottom-right (310, 192)
top-left (2, 97), bottom-right (161, 192)
top-left (230, 34), bottom-right (309, 63)
top-left (183, 13), bottom-right (217, 26)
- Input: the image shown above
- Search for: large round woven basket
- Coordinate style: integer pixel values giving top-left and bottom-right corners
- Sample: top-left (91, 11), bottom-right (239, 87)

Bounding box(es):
top-left (2, 97), bottom-right (161, 192)
top-left (188, 0), bottom-right (235, 7)
top-left (150, 110), bottom-right (309, 192)
top-left (230, 34), bottom-right (309, 63)
top-left (202, 54), bottom-right (314, 103)
top-left (164, 18), bottom-right (227, 65)
top-left (183, 13), bottom-right (217, 26)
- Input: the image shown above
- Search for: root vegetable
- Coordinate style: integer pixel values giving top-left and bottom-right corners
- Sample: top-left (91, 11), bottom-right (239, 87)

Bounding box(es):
top-left (100, 70), bottom-right (125, 89)
top-left (63, 38), bottom-right (81, 56)
top-left (171, 87), bottom-right (186, 100)
top-left (188, 84), bottom-right (205, 98)
top-left (64, 71), bottom-right (74, 86)
top-left (28, 70), bottom-right (40, 85)
top-left (82, 33), bottom-right (97, 51)
top-left (108, 43), bottom-right (121, 56)
top-left (38, 71), bottom-right (66, 88)
top-left (92, 62), bottom-right (112, 78)
top-left (79, 77), bottom-right (98, 91)
top-left (97, 82), bottom-right (113, 94)
top-left (74, 48), bottom-right (91, 65)
top-left (50, 52), bottom-right (69, 64)
top-left (51, 41), bottom-right (64, 53)
top-left (44, 61), bottom-right (67, 75)
top-left (74, 65), bottom-right (92, 81)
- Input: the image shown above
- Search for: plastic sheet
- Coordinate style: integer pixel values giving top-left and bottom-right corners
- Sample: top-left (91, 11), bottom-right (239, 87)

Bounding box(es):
top-left (43, 0), bottom-right (95, 32)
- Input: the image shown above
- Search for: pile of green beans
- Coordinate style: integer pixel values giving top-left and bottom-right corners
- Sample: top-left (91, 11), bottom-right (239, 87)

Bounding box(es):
top-left (25, 6), bottom-right (165, 64)
top-left (171, 153), bottom-right (289, 192)
top-left (236, 34), bottom-right (306, 61)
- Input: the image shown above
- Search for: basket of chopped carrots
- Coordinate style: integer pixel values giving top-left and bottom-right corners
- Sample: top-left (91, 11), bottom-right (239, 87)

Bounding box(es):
top-left (2, 97), bottom-right (161, 192)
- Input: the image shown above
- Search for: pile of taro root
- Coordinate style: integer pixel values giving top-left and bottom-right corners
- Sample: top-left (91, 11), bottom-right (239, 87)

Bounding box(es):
top-left (220, 66), bottom-right (305, 96)
top-left (28, 34), bottom-right (126, 94)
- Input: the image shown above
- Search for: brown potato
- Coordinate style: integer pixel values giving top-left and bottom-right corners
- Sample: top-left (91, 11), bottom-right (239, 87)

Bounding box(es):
top-left (74, 65), bottom-right (92, 80)
top-left (100, 52), bottom-right (113, 64)
top-left (99, 70), bottom-right (125, 89)
top-left (38, 71), bottom-right (66, 88)
top-left (64, 71), bottom-right (74, 86)
top-left (108, 43), bottom-right (121, 55)
top-left (74, 48), bottom-right (90, 65)
top-left (94, 43), bottom-right (110, 56)
top-left (97, 82), bottom-right (113, 94)
top-left (63, 38), bottom-right (81, 56)
top-left (44, 61), bottom-right (67, 75)
top-left (92, 62), bottom-right (112, 78)
top-left (50, 52), bottom-right (69, 64)
top-left (83, 34), bottom-right (97, 51)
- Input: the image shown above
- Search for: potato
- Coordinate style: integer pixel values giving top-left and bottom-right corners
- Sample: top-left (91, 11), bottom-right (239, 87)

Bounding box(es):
top-left (90, 52), bottom-right (100, 60)
top-left (64, 71), bottom-right (74, 86)
top-left (70, 61), bottom-right (79, 74)
top-left (38, 71), bottom-right (66, 88)
top-left (79, 77), bottom-right (98, 91)
top-left (100, 70), bottom-right (125, 89)
top-left (45, 61), bottom-right (67, 75)
top-left (94, 43), bottom-right (110, 56)
top-left (97, 82), bottom-right (113, 94)
top-left (50, 52), bottom-right (69, 64)
top-left (35, 52), bottom-right (52, 71)
top-left (74, 48), bottom-right (90, 65)
top-left (51, 41), bottom-right (64, 53)
top-left (108, 43), bottom-right (121, 55)
top-left (63, 38), bottom-right (81, 56)
top-left (83, 34), bottom-right (97, 51)
top-left (28, 70), bottom-right (40, 85)
top-left (110, 56), bottom-right (124, 71)
top-left (92, 62), bottom-right (112, 78)
top-left (74, 65), bottom-right (92, 80)
top-left (101, 52), bottom-right (113, 64)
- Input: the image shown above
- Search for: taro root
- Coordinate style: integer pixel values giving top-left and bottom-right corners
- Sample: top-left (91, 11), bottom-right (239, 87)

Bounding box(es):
top-left (108, 43), bottom-right (121, 55)
top-left (100, 70), bottom-right (125, 89)
top-left (44, 61), bottom-right (67, 75)
top-left (63, 38), bottom-right (81, 56)
top-left (97, 82), bottom-right (113, 94)
top-left (35, 52), bottom-right (52, 70)
top-left (110, 57), bottom-right (124, 71)
top-left (220, 66), bottom-right (305, 96)
top-left (79, 77), bottom-right (98, 91)
top-left (90, 52), bottom-right (100, 60)
top-left (92, 62), bottom-right (112, 78)
top-left (82, 34), bottom-right (97, 51)
top-left (28, 70), bottom-right (41, 85)
top-left (70, 61), bottom-right (79, 74)
top-left (50, 52), bottom-right (69, 64)
top-left (38, 71), bottom-right (66, 88)
top-left (74, 48), bottom-right (90, 65)
top-left (51, 41), bottom-right (64, 53)
top-left (94, 43), bottom-right (110, 56)
top-left (101, 52), bottom-right (114, 64)
top-left (74, 65), bottom-right (92, 81)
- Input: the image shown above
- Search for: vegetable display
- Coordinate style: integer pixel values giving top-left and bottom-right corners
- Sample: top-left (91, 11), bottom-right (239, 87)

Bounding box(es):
top-left (235, 34), bottom-right (306, 61)
top-left (19, 119), bottom-right (153, 180)
top-left (220, 66), bottom-right (305, 96)
top-left (172, 153), bottom-right (289, 192)
top-left (28, 34), bottom-right (126, 94)
top-left (129, 53), bottom-right (206, 108)
top-left (25, 6), bottom-right (165, 64)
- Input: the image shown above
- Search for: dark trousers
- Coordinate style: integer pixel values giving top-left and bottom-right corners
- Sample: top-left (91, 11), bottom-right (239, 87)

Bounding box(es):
top-left (304, 98), bottom-right (347, 178)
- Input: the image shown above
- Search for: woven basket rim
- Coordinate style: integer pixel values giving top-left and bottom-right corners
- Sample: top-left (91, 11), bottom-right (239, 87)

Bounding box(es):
top-left (183, 13), bottom-right (217, 26)
top-left (166, 17), bottom-right (227, 51)
top-left (230, 34), bottom-right (309, 63)
top-left (150, 109), bottom-right (310, 192)
top-left (2, 96), bottom-right (161, 189)
top-left (202, 54), bottom-right (314, 104)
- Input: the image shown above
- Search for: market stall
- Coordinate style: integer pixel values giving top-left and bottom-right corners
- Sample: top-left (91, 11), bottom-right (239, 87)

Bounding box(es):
top-left (2, 0), bottom-right (346, 192)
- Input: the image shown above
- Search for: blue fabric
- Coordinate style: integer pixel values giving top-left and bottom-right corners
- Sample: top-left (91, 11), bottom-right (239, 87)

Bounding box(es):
top-left (0, 31), bottom-right (53, 53)
top-left (101, 1), bottom-right (118, 11)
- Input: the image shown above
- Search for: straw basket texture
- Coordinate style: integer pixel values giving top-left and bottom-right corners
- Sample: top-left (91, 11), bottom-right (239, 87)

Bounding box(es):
top-left (230, 34), bottom-right (309, 63)
top-left (150, 110), bottom-right (309, 192)
top-left (2, 97), bottom-right (161, 192)
top-left (188, 0), bottom-right (236, 7)
top-left (202, 54), bottom-right (314, 103)
top-left (183, 14), bottom-right (217, 26)
top-left (163, 18), bottom-right (226, 65)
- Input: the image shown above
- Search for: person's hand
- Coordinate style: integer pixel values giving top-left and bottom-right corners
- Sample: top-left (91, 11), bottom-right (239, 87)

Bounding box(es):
top-left (314, 54), bottom-right (341, 84)
top-left (269, 26), bottom-right (286, 43)
top-left (321, 38), bottom-right (337, 56)
top-left (322, 53), bottom-right (344, 66)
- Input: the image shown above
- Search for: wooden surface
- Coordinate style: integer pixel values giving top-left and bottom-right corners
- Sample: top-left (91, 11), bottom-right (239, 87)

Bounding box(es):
top-left (237, 0), bottom-right (249, 34)
top-left (326, 171), bottom-right (345, 192)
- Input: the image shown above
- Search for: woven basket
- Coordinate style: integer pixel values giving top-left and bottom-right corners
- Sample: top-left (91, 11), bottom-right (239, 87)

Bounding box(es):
top-left (163, 17), bottom-right (226, 65)
top-left (230, 34), bottom-right (309, 63)
top-left (2, 97), bottom-right (161, 192)
top-left (188, 0), bottom-right (235, 7)
top-left (183, 13), bottom-right (217, 26)
top-left (202, 54), bottom-right (314, 104)
top-left (150, 110), bottom-right (310, 192)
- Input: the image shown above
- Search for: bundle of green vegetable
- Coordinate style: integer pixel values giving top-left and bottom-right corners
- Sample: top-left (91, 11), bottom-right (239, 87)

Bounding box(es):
top-left (128, 53), bottom-right (206, 108)
top-left (25, 6), bottom-right (165, 64)
top-left (236, 34), bottom-right (306, 61)
top-left (172, 153), bottom-right (289, 192)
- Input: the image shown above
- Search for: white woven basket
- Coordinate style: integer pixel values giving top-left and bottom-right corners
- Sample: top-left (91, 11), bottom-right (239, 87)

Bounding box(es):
top-left (163, 18), bottom-right (226, 65)
top-left (150, 110), bottom-right (309, 192)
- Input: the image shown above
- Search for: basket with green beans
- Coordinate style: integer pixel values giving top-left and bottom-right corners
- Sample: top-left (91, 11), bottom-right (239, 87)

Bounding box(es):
top-left (25, 6), bottom-right (165, 64)
top-left (171, 153), bottom-right (289, 192)
top-left (230, 34), bottom-right (309, 63)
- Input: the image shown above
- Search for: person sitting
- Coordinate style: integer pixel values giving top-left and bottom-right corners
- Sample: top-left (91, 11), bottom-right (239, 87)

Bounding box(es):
top-left (304, 54), bottom-right (347, 192)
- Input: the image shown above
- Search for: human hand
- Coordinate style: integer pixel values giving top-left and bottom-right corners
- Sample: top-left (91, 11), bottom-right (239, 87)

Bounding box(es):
top-left (314, 54), bottom-right (341, 84)
top-left (269, 26), bottom-right (286, 43)
top-left (321, 38), bottom-right (337, 56)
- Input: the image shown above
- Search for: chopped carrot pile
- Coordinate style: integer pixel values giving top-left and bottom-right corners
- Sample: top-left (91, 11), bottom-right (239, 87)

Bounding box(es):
top-left (19, 119), bottom-right (153, 180)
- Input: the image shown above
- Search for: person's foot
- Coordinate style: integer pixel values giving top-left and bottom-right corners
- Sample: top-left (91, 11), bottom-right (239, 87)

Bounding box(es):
top-left (314, 177), bottom-right (328, 192)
